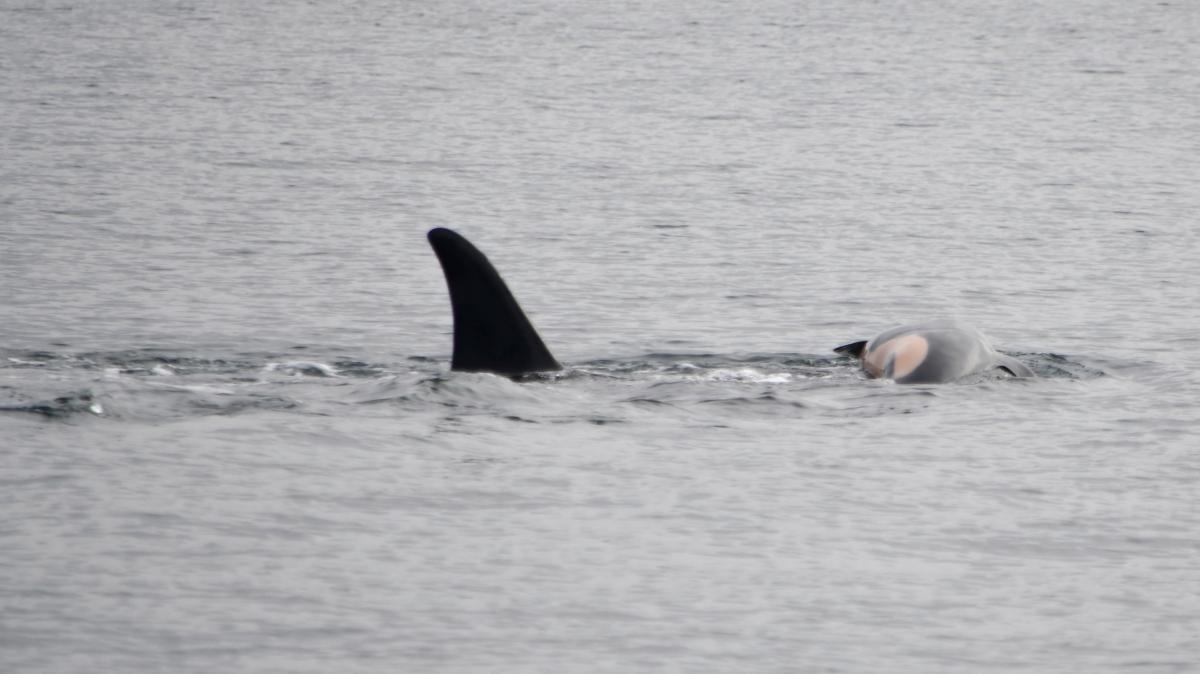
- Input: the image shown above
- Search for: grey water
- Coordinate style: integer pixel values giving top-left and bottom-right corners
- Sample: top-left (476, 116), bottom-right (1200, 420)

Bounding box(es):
top-left (2, 1), bottom-right (1199, 672)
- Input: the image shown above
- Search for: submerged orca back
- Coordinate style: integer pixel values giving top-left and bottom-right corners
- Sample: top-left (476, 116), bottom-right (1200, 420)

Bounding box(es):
top-left (427, 228), bottom-right (561, 376)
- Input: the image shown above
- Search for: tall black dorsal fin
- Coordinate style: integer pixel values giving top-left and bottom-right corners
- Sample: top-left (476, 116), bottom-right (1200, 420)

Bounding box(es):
top-left (427, 228), bottom-right (561, 376)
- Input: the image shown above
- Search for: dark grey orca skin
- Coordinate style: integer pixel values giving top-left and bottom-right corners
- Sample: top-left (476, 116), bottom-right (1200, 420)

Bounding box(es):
top-left (427, 228), bottom-right (561, 376)
top-left (427, 228), bottom-right (1033, 383)
top-left (834, 320), bottom-right (1034, 384)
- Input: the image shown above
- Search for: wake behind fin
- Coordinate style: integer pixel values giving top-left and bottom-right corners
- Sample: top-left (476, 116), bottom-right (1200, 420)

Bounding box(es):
top-left (427, 228), bottom-right (561, 376)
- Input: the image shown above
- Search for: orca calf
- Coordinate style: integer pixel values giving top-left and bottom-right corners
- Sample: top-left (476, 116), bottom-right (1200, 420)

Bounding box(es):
top-left (834, 321), bottom-right (1033, 384)
top-left (427, 228), bottom-right (1033, 383)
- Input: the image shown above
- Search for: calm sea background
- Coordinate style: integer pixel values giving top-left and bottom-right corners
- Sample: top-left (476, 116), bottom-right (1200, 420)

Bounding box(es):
top-left (3, 1), bottom-right (1199, 672)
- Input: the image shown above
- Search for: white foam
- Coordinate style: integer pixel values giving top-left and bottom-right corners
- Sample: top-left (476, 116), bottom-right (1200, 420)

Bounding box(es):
top-left (265, 361), bottom-right (340, 377)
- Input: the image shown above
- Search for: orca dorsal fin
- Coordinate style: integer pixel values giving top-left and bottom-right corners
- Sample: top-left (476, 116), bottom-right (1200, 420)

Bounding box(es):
top-left (427, 228), bottom-right (561, 376)
top-left (833, 340), bottom-right (868, 358)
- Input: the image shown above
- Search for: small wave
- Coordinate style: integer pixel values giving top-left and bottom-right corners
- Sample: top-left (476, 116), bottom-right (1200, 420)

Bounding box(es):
top-left (330, 360), bottom-right (388, 378)
top-left (658, 367), bottom-right (794, 384)
top-left (1011, 352), bottom-right (1107, 380)
top-left (264, 361), bottom-right (340, 377)
top-left (698, 392), bottom-right (809, 409)
top-left (189, 394), bottom-right (299, 415)
top-left (2, 349), bottom-right (260, 376)
top-left (6, 357), bottom-right (48, 367)
top-left (0, 391), bottom-right (103, 418)
top-left (579, 352), bottom-right (833, 378)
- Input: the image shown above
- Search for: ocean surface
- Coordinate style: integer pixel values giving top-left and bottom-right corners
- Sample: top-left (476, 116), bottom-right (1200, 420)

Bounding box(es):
top-left (3, 1), bottom-right (1199, 672)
